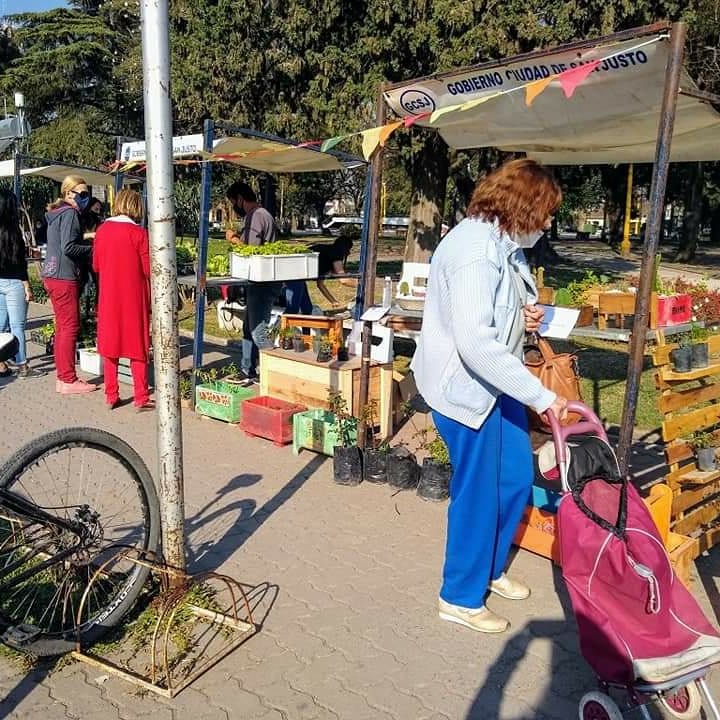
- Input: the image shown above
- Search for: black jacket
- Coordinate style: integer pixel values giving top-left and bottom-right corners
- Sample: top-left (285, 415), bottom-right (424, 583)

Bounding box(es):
top-left (41, 204), bottom-right (91, 281)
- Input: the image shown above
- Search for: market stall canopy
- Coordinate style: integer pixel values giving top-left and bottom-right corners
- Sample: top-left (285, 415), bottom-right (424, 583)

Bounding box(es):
top-left (383, 27), bottom-right (720, 164)
top-left (120, 132), bottom-right (364, 173)
top-left (0, 158), bottom-right (127, 187)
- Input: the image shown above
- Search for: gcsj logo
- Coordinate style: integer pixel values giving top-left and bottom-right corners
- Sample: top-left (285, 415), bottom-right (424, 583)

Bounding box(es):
top-left (399, 89), bottom-right (436, 115)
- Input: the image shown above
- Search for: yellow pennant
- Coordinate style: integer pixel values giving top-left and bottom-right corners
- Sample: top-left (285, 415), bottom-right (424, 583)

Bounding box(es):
top-left (361, 121), bottom-right (403, 160)
top-left (525, 76), bottom-right (554, 107)
top-left (459, 93), bottom-right (501, 111)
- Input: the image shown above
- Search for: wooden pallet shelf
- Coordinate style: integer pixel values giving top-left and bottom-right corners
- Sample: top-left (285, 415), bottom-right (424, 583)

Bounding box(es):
top-left (660, 363), bottom-right (720, 382)
top-left (653, 334), bottom-right (720, 566)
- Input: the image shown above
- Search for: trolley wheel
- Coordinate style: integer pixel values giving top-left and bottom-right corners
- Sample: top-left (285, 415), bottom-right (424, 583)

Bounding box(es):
top-left (658, 682), bottom-right (702, 719)
top-left (579, 691), bottom-right (624, 720)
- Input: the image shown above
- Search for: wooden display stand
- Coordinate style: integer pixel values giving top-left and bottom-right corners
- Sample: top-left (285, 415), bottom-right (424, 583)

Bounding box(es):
top-left (279, 314), bottom-right (344, 351)
top-left (259, 348), bottom-right (394, 439)
top-left (651, 334), bottom-right (720, 566)
top-left (597, 292), bottom-right (636, 330)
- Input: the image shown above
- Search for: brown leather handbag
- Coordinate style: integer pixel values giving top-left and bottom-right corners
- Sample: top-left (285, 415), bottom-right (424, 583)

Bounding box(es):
top-left (524, 335), bottom-right (583, 428)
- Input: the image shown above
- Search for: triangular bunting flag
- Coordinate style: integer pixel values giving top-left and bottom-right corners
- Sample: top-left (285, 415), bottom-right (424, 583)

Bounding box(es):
top-left (459, 93), bottom-right (500, 111)
top-left (404, 112), bottom-right (431, 128)
top-left (525, 76), bottom-right (554, 107)
top-left (558, 60), bottom-right (600, 99)
top-left (429, 104), bottom-right (461, 124)
top-left (320, 135), bottom-right (347, 153)
top-left (361, 126), bottom-right (384, 160)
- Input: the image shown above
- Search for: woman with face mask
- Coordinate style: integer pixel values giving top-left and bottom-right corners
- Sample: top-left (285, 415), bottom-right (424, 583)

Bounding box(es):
top-left (411, 158), bottom-right (567, 635)
top-left (41, 175), bottom-right (96, 394)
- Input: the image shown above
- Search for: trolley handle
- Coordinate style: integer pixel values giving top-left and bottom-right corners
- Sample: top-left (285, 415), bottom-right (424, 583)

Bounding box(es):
top-left (544, 401), bottom-right (607, 467)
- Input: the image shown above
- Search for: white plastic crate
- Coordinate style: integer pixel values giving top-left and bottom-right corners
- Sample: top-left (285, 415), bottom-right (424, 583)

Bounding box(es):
top-left (77, 347), bottom-right (103, 376)
top-left (229, 252), bottom-right (319, 282)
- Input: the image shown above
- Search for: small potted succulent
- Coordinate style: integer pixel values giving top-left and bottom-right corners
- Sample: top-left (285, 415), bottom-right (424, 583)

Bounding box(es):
top-left (689, 323), bottom-right (710, 369)
top-left (690, 431), bottom-right (717, 472)
top-left (671, 332), bottom-right (692, 373)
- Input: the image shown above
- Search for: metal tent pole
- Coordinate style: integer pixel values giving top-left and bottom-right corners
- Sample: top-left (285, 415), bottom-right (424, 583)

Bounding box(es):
top-left (140, 0), bottom-right (186, 576)
top-left (352, 168), bottom-right (374, 321)
top-left (357, 87), bottom-right (387, 450)
top-left (616, 22), bottom-right (686, 475)
top-left (191, 118), bottom-right (215, 394)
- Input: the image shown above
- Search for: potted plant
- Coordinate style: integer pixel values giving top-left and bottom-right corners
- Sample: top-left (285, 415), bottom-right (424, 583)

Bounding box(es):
top-left (553, 271), bottom-right (603, 327)
top-left (278, 326), bottom-right (295, 351)
top-left (328, 389), bottom-right (362, 485)
top-left (38, 320), bottom-right (55, 355)
top-left (179, 370), bottom-right (193, 408)
top-left (361, 401), bottom-right (389, 484)
top-left (416, 430), bottom-right (452, 502)
top-left (689, 323), bottom-right (710, 369)
top-left (316, 336), bottom-right (333, 363)
top-left (670, 332), bottom-right (692, 373)
top-left (292, 332), bottom-right (305, 353)
top-left (689, 431), bottom-right (717, 472)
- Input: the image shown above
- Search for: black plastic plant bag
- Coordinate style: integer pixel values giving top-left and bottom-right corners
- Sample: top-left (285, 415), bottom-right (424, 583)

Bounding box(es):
top-left (362, 448), bottom-right (388, 484)
top-left (387, 446), bottom-right (419, 490)
top-left (333, 446), bottom-right (362, 486)
top-left (417, 458), bottom-right (451, 501)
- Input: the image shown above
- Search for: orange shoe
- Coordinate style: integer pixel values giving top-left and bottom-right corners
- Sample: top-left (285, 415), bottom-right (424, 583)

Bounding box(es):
top-left (58, 380), bottom-right (96, 394)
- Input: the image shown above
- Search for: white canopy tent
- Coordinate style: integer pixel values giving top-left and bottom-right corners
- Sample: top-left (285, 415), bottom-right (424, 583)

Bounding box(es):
top-left (383, 30), bottom-right (720, 163)
top-left (358, 22), bottom-right (720, 468)
top-left (119, 132), bottom-right (361, 173)
top-left (0, 158), bottom-right (134, 188)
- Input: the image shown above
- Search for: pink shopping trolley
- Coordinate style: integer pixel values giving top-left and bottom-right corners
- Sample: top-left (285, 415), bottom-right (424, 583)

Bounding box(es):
top-left (545, 401), bottom-right (720, 720)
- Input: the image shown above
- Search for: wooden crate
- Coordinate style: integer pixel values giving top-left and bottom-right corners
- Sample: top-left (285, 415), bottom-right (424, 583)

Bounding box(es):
top-left (597, 292), bottom-right (636, 330)
top-left (279, 314), bottom-right (344, 353)
top-left (259, 348), bottom-right (394, 439)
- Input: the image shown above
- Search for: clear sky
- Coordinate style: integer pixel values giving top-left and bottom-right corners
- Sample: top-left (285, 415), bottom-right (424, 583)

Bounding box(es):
top-left (4, 0), bottom-right (68, 12)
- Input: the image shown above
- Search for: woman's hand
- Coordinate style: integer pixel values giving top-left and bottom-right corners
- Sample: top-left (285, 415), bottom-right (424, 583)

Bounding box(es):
top-left (24, 283), bottom-right (33, 303)
top-left (225, 229), bottom-right (240, 244)
top-left (523, 304), bottom-right (545, 333)
top-left (549, 395), bottom-right (568, 423)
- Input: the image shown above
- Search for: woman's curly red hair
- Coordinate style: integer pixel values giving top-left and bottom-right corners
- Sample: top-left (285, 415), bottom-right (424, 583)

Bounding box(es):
top-left (467, 158), bottom-right (562, 236)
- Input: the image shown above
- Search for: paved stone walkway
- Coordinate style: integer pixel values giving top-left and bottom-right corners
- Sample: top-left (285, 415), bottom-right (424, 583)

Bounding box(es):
top-left (1, 303), bottom-right (720, 719)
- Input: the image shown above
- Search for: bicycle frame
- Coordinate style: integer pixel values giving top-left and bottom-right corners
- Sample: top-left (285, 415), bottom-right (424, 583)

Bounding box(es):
top-left (0, 486), bottom-right (88, 590)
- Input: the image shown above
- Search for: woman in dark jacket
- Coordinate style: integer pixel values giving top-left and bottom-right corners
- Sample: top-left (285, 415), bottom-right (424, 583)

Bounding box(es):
top-left (0, 188), bottom-right (42, 378)
top-left (41, 175), bottom-right (96, 394)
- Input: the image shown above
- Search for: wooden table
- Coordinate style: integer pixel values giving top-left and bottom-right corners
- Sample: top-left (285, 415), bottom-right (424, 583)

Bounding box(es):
top-left (259, 348), bottom-right (394, 439)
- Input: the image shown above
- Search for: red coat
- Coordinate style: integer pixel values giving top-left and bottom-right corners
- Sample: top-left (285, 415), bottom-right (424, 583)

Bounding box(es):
top-left (93, 217), bottom-right (151, 362)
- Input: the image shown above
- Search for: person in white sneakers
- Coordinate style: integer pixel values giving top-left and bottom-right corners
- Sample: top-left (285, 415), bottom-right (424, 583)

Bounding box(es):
top-left (411, 159), bottom-right (567, 634)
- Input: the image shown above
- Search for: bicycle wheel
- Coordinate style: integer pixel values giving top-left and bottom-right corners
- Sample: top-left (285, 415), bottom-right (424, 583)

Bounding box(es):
top-left (0, 427), bottom-right (160, 656)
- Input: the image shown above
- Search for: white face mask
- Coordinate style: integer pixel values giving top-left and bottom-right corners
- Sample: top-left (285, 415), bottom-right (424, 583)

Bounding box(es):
top-left (515, 231), bottom-right (544, 249)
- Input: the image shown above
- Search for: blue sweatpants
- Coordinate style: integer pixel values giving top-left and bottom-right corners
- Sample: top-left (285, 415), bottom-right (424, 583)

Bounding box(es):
top-left (433, 395), bottom-right (532, 609)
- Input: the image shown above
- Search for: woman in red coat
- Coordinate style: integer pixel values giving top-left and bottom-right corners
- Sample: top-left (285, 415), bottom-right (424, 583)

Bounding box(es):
top-left (92, 189), bottom-right (152, 410)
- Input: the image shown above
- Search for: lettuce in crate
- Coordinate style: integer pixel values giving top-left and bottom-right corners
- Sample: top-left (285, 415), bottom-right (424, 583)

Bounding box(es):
top-left (207, 254), bottom-right (229, 276)
top-left (233, 241), bottom-right (309, 257)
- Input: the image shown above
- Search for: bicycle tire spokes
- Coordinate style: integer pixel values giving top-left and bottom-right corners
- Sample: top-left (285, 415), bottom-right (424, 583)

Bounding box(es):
top-left (0, 440), bottom-right (153, 641)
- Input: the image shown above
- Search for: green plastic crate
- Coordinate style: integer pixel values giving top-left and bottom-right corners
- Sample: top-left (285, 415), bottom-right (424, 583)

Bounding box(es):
top-left (292, 409), bottom-right (358, 456)
top-left (195, 381), bottom-right (255, 423)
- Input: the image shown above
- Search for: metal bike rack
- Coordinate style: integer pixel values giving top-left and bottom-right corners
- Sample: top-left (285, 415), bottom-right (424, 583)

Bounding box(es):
top-left (71, 547), bottom-right (257, 698)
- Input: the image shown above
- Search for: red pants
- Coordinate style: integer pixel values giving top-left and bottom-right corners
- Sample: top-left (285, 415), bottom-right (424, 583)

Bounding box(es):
top-left (103, 357), bottom-right (150, 407)
top-left (44, 278), bottom-right (80, 383)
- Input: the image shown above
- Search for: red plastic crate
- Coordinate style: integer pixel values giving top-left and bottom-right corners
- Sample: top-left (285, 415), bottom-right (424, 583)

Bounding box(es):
top-left (240, 396), bottom-right (307, 446)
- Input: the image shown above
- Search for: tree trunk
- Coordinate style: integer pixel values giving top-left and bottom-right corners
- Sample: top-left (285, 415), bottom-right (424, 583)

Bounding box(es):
top-left (675, 161), bottom-right (704, 262)
top-left (403, 132), bottom-right (449, 263)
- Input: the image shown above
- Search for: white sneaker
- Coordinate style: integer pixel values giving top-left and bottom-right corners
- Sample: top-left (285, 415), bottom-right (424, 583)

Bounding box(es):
top-left (438, 598), bottom-right (509, 633)
top-left (489, 573), bottom-right (531, 600)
